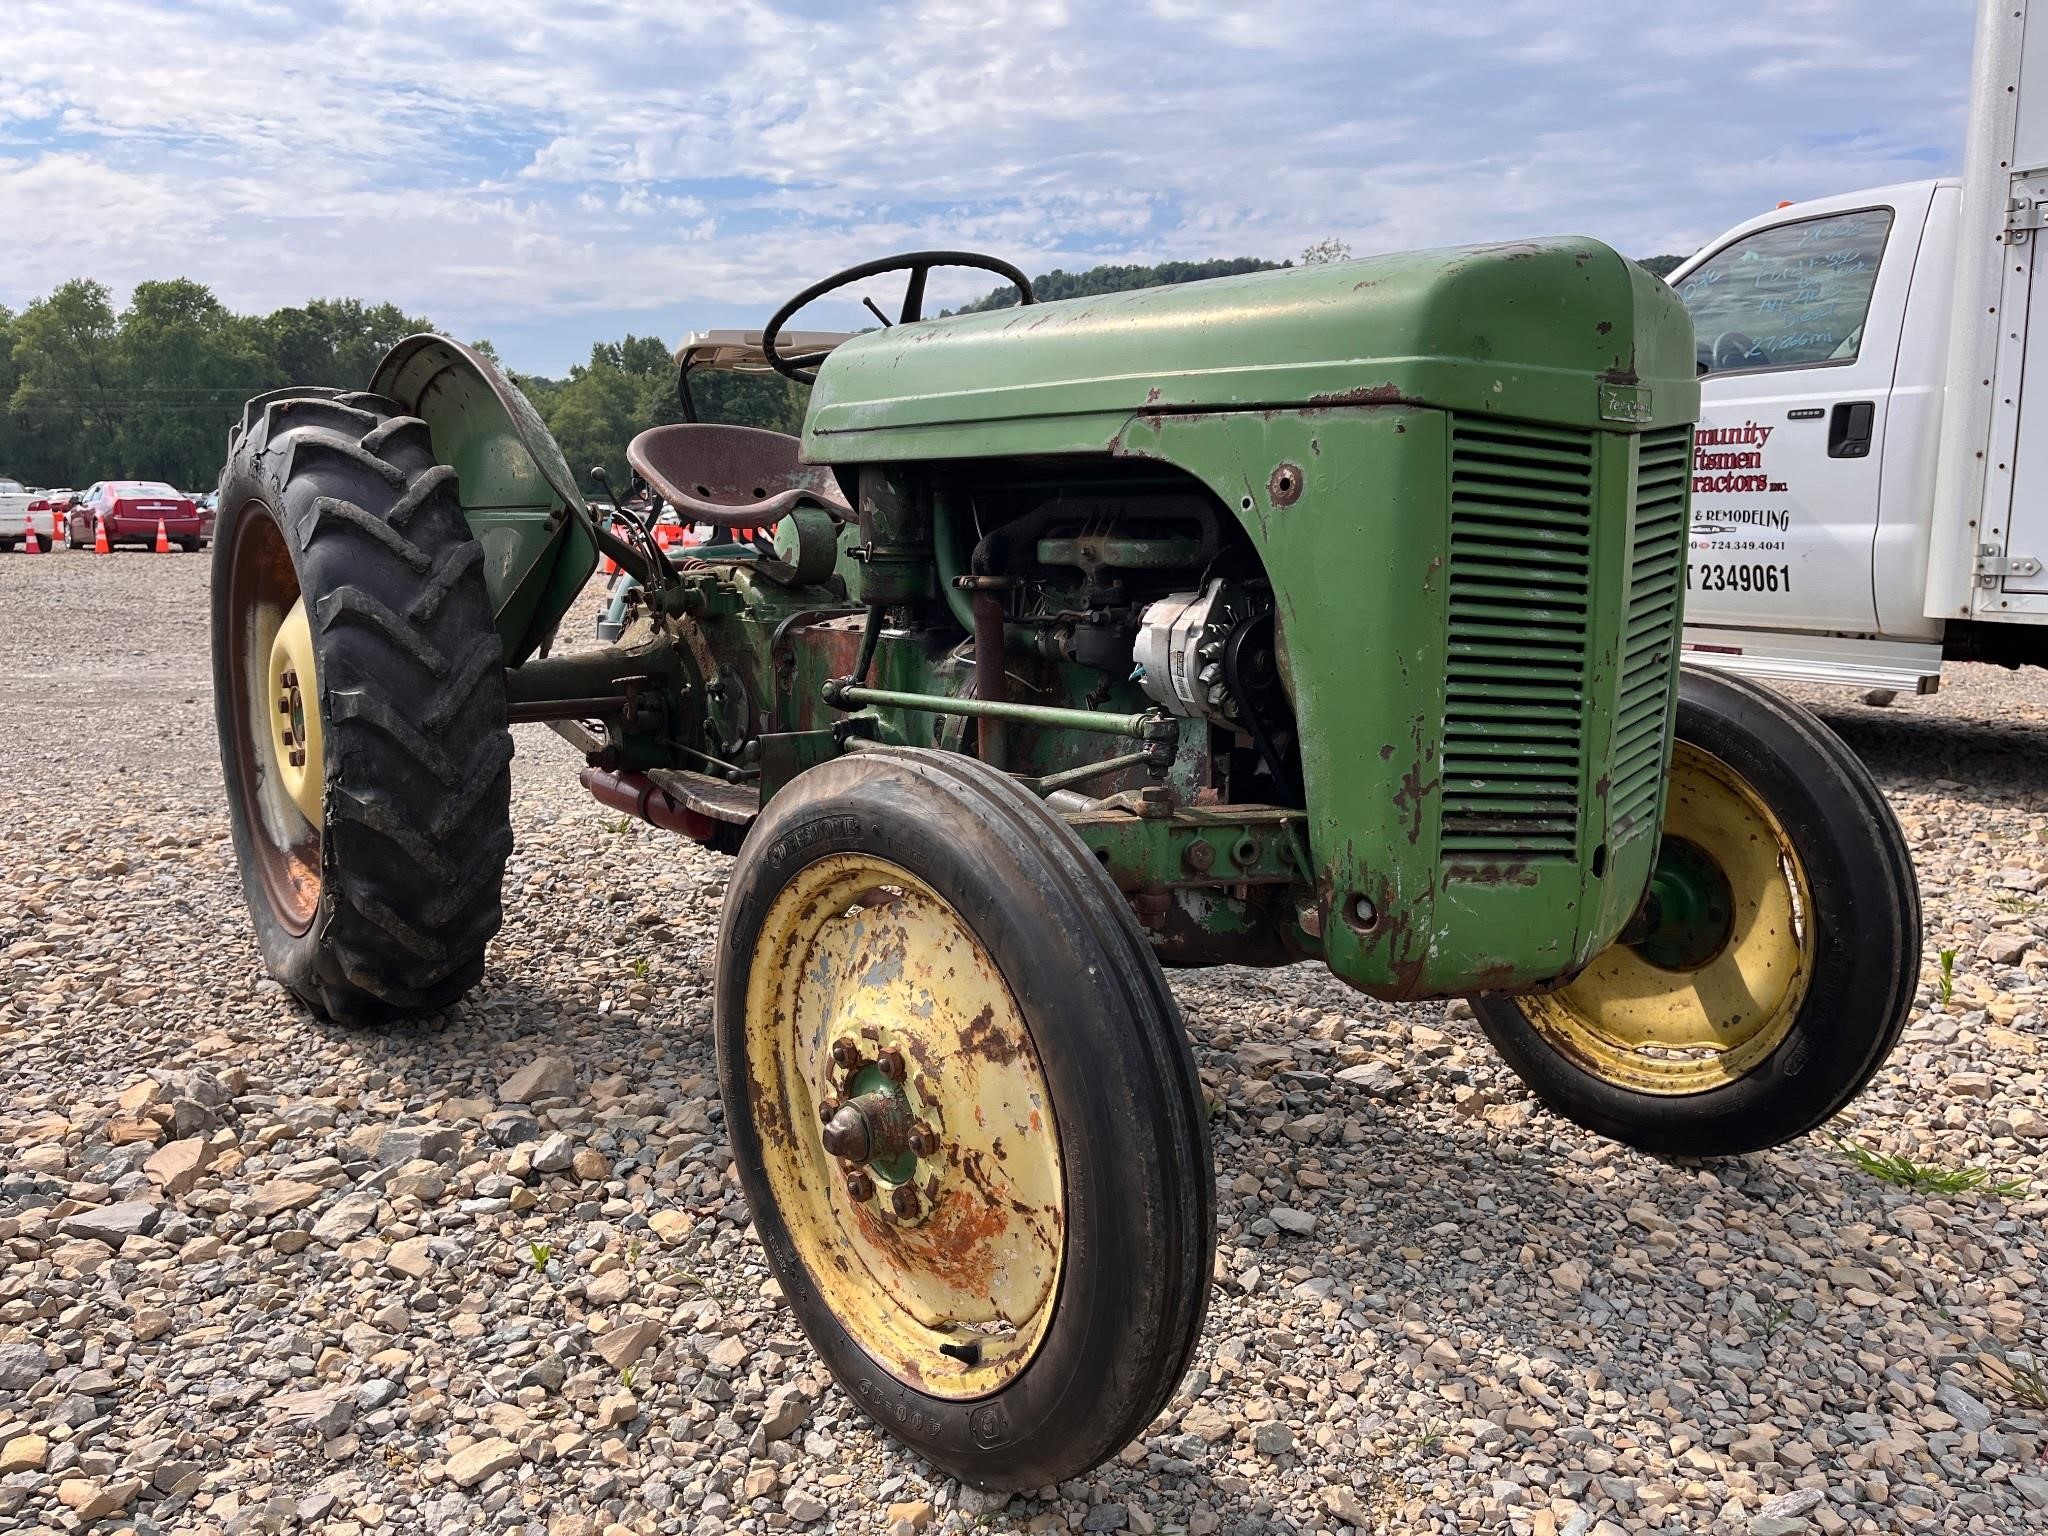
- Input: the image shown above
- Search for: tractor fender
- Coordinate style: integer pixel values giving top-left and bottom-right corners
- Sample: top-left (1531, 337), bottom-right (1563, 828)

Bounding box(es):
top-left (369, 334), bottom-right (597, 664)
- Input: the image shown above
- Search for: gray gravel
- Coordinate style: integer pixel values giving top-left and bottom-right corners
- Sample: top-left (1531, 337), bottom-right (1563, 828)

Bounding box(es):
top-left (2, 550), bottom-right (2046, 1536)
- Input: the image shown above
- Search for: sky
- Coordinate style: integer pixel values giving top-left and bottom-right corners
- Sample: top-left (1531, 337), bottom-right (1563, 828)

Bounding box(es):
top-left (0, 0), bottom-right (1978, 378)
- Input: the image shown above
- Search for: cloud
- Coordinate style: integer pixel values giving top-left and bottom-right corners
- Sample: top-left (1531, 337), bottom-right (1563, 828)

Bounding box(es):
top-left (0, 0), bottom-right (1975, 372)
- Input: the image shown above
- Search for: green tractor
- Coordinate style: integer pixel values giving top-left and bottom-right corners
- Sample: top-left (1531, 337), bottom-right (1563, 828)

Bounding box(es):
top-left (210, 245), bottom-right (1918, 1489)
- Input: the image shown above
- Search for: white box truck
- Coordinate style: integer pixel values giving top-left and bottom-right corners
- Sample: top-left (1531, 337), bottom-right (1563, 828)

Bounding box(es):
top-left (1671, 0), bottom-right (2048, 695)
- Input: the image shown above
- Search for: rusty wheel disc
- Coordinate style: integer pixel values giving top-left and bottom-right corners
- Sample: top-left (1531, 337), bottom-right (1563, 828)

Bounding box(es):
top-left (222, 502), bottom-right (321, 934)
top-left (740, 853), bottom-right (1064, 1399)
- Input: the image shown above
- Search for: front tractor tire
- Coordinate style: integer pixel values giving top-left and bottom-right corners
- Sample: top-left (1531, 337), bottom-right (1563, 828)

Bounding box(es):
top-left (715, 749), bottom-right (1214, 1490)
top-left (212, 388), bottom-right (514, 1025)
top-left (1474, 669), bottom-right (1919, 1157)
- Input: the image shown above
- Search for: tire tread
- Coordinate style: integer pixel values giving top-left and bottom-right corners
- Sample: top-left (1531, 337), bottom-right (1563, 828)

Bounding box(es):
top-left (214, 387), bottom-right (512, 1026)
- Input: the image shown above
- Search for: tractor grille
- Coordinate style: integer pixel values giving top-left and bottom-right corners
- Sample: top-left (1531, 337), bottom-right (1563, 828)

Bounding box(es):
top-left (1440, 420), bottom-right (1595, 862)
top-left (1609, 424), bottom-right (1691, 833)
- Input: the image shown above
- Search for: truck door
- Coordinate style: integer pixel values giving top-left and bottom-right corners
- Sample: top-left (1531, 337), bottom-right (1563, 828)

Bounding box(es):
top-left (1672, 192), bottom-right (1927, 634)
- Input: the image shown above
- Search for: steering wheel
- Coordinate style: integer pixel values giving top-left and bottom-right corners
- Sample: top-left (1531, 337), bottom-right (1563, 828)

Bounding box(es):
top-left (762, 251), bottom-right (1037, 384)
top-left (1712, 329), bottom-right (1768, 372)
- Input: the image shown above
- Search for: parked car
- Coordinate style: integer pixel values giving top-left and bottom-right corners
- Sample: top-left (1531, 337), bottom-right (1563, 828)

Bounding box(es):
top-left (0, 477), bottom-right (52, 548)
top-left (73, 481), bottom-right (204, 550)
top-left (24, 490), bottom-right (75, 546)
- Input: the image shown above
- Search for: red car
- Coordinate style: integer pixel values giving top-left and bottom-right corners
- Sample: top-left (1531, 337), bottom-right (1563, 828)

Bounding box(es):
top-left (72, 481), bottom-right (204, 550)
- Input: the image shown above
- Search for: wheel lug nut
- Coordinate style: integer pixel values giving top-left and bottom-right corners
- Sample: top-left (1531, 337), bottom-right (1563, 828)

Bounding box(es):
top-left (891, 1184), bottom-right (920, 1219)
top-left (831, 1036), bottom-right (862, 1070)
top-left (818, 1097), bottom-right (842, 1124)
top-left (843, 1168), bottom-right (874, 1202)
top-left (908, 1125), bottom-right (939, 1157)
top-left (877, 1048), bottom-right (905, 1081)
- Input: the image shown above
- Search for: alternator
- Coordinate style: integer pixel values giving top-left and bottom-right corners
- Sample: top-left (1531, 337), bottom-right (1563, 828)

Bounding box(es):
top-left (1132, 579), bottom-right (1256, 724)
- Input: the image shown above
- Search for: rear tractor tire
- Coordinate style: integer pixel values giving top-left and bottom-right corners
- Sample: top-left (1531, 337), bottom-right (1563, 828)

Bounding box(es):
top-left (212, 388), bottom-right (514, 1025)
top-left (715, 749), bottom-right (1214, 1489)
top-left (1474, 669), bottom-right (1919, 1157)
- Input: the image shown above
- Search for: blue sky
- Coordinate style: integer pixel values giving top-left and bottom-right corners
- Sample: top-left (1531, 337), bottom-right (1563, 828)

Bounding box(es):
top-left (0, 0), bottom-right (1976, 377)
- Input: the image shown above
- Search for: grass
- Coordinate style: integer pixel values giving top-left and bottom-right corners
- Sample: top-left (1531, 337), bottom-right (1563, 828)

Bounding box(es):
top-left (527, 1240), bottom-right (553, 1274)
top-left (1829, 1136), bottom-right (2027, 1198)
top-left (1937, 948), bottom-right (1958, 1006)
top-left (1982, 1350), bottom-right (2048, 1411)
top-left (618, 1364), bottom-right (638, 1392)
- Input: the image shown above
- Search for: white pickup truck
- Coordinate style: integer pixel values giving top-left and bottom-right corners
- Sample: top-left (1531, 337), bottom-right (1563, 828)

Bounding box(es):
top-left (1672, 0), bottom-right (2048, 695)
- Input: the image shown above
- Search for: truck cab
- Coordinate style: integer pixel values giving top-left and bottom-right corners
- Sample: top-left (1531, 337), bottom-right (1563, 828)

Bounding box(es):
top-left (1671, 180), bottom-right (1959, 691)
top-left (1671, 0), bottom-right (2048, 694)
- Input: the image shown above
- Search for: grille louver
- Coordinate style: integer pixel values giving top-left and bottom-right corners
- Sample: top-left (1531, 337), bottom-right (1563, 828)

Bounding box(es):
top-left (1441, 421), bottom-right (1594, 862)
top-left (1609, 425), bottom-right (1690, 832)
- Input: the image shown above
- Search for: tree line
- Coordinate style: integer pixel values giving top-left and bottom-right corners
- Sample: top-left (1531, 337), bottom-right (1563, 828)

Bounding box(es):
top-left (1, 249), bottom-right (1689, 494)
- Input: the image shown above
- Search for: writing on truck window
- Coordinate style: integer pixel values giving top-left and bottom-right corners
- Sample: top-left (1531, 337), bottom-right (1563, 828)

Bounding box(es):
top-left (1675, 208), bottom-right (1893, 376)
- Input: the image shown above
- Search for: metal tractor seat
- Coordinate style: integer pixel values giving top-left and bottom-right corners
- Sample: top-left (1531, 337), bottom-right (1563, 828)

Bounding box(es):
top-left (625, 422), bottom-right (850, 527)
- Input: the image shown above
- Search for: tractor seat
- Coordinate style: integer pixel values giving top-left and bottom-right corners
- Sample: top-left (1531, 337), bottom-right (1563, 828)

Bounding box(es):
top-left (626, 423), bottom-right (851, 527)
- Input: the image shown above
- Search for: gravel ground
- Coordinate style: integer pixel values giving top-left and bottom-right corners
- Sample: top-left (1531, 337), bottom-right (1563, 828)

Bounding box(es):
top-left (2, 549), bottom-right (2046, 1536)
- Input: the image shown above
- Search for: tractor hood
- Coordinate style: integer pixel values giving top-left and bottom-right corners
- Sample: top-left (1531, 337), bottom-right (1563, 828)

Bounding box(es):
top-left (802, 238), bottom-right (1696, 462)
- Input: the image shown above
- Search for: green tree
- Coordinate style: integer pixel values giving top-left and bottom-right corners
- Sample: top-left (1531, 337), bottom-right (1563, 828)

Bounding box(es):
top-left (533, 335), bottom-right (678, 494)
top-left (257, 298), bottom-right (431, 391)
top-left (112, 279), bottom-right (265, 485)
top-left (6, 280), bottom-right (124, 486)
top-left (0, 306), bottom-right (26, 484)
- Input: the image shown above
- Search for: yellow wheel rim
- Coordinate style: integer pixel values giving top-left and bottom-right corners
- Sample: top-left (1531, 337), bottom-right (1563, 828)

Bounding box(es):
top-left (1525, 741), bottom-right (1813, 1095)
top-left (265, 596), bottom-right (324, 829)
top-left (741, 854), bottom-right (1064, 1398)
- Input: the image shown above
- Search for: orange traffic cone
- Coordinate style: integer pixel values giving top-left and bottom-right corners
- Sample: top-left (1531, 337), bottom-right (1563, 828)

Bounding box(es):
top-left (48, 510), bottom-right (66, 552)
top-left (94, 514), bottom-right (111, 555)
top-left (155, 518), bottom-right (172, 554)
top-left (21, 518), bottom-right (39, 555)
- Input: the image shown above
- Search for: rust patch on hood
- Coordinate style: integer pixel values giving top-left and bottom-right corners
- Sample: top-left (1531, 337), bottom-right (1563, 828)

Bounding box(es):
top-left (1309, 382), bottom-right (1403, 407)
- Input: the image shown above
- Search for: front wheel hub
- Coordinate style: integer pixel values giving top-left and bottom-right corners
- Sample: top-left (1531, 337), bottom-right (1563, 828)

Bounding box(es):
top-left (1631, 837), bottom-right (1736, 971)
top-left (820, 1084), bottom-right (915, 1175)
top-left (742, 855), bottom-right (1064, 1398)
top-left (265, 596), bottom-right (324, 828)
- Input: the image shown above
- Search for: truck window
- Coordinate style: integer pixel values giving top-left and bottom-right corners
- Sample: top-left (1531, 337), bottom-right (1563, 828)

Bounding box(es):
top-left (1674, 208), bottom-right (1893, 376)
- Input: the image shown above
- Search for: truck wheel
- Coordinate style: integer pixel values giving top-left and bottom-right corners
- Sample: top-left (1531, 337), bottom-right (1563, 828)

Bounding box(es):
top-left (1473, 670), bottom-right (1918, 1157)
top-left (212, 389), bottom-right (514, 1025)
top-left (714, 749), bottom-right (1213, 1489)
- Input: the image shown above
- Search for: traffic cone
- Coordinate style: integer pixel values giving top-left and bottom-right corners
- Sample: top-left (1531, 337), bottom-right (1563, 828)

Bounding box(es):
top-left (21, 519), bottom-right (39, 555)
top-left (93, 514), bottom-right (110, 556)
top-left (48, 510), bottom-right (66, 552)
top-left (155, 518), bottom-right (172, 554)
